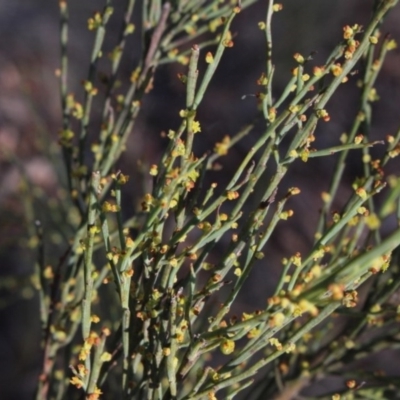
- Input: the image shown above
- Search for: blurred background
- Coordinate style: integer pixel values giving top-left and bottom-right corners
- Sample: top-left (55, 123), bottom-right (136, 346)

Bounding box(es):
top-left (1, 1), bottom-right (400, 399)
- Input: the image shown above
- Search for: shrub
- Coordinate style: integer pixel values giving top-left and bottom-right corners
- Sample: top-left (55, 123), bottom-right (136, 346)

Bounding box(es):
top-left (22, 0), bottom-right (400, 399)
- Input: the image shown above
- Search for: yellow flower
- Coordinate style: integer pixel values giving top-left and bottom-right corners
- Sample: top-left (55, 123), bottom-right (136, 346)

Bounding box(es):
top-left (321, 192), bottom-right (331, 203)
top-left (354, 135), bottom-right (363, 144)
top-left (70, 376), bottom-right (84, 388)
top-left (149, 164), bottom-right (158, 176)
top-left (214, 136), bottom-right (230, 155)
top-left (247, 328), bottom-right (261, 338)
top-left (219, 213), bottom-right (228, 221)
top-left (209, 18), bottom-right (223, 32)
top-left (102, 201), bottom-right (120, 213)
top-left (162, 347), bottom-right (171, 356)
top-left (355, 187), bottom-right (367, 200)
top-left (130, 67), bottom-right (140, 83)
top-left (220, 339), bottom-right (235, 355)
top-left (87, 386), bottom-right (103, 400)
top-left (316, 109), bottom-right (330, 121)
top-left (331, 63), bottom-right (343, 76)
top-left (100, 352), bottom-right (112, 362)
top-left (369, 36), bottom-right (378, 44)
top-left (269, 337), bottom-right (283, 350)
top-left (169, 258), bottom-right (178, 267)
top-left (72, 102), bottom-right (83, 119)
top-left (368, 88), bottom-right (379, 102)
top-left (343, 25), bottom-right (354, 39)
top-left (191, 120), bottom-right (201, 133)
top-left (291, 252), bottom-right (302, 267)
top-left (179, 109), bottom-right (188, 118)
top-left (269, 312), bottom-right (285, 327)
top-left (386, 39), bottom-right (397, 50)
top-left (226, 190), bottom-right (239, 200)
top-left (223, 30), bottom-right (234, 47)
top-left (288, 187), bottom-right (301, 195)
top-left (365, 213), bottom-right (381, 230)
top-left (125, 23), bottom-right (135, 35)
top-left (289, 149), bottom-right (298, 158)
top-left (43, 266), bottom-right (54, 279)
top-left (59, 129), bottom-right (75, 146)
top-left (88, 12), bottom-right (102, 31)
top-left (289, 104), bottom-right (301, 113)
top-left (207, 391), bottom-right (217, 400)
top-left (91, 315), bottom-right (100, 323)
top-left (205, 52), bottom-right (214, 64)
top-left (268, 107), bottom-right (276, 122)
top-left (313, 66), bottom-right (325, 77)
top-left (273, 4), bottom-right (283, 12)
top-left (257, 72), bottom-right (268, 86)
top-left (280, 210), bottom-right (294, 220)
top-left (285, 342), bottom-right (296, 353)
top-left (293, 53), bottom-right (304, 63)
